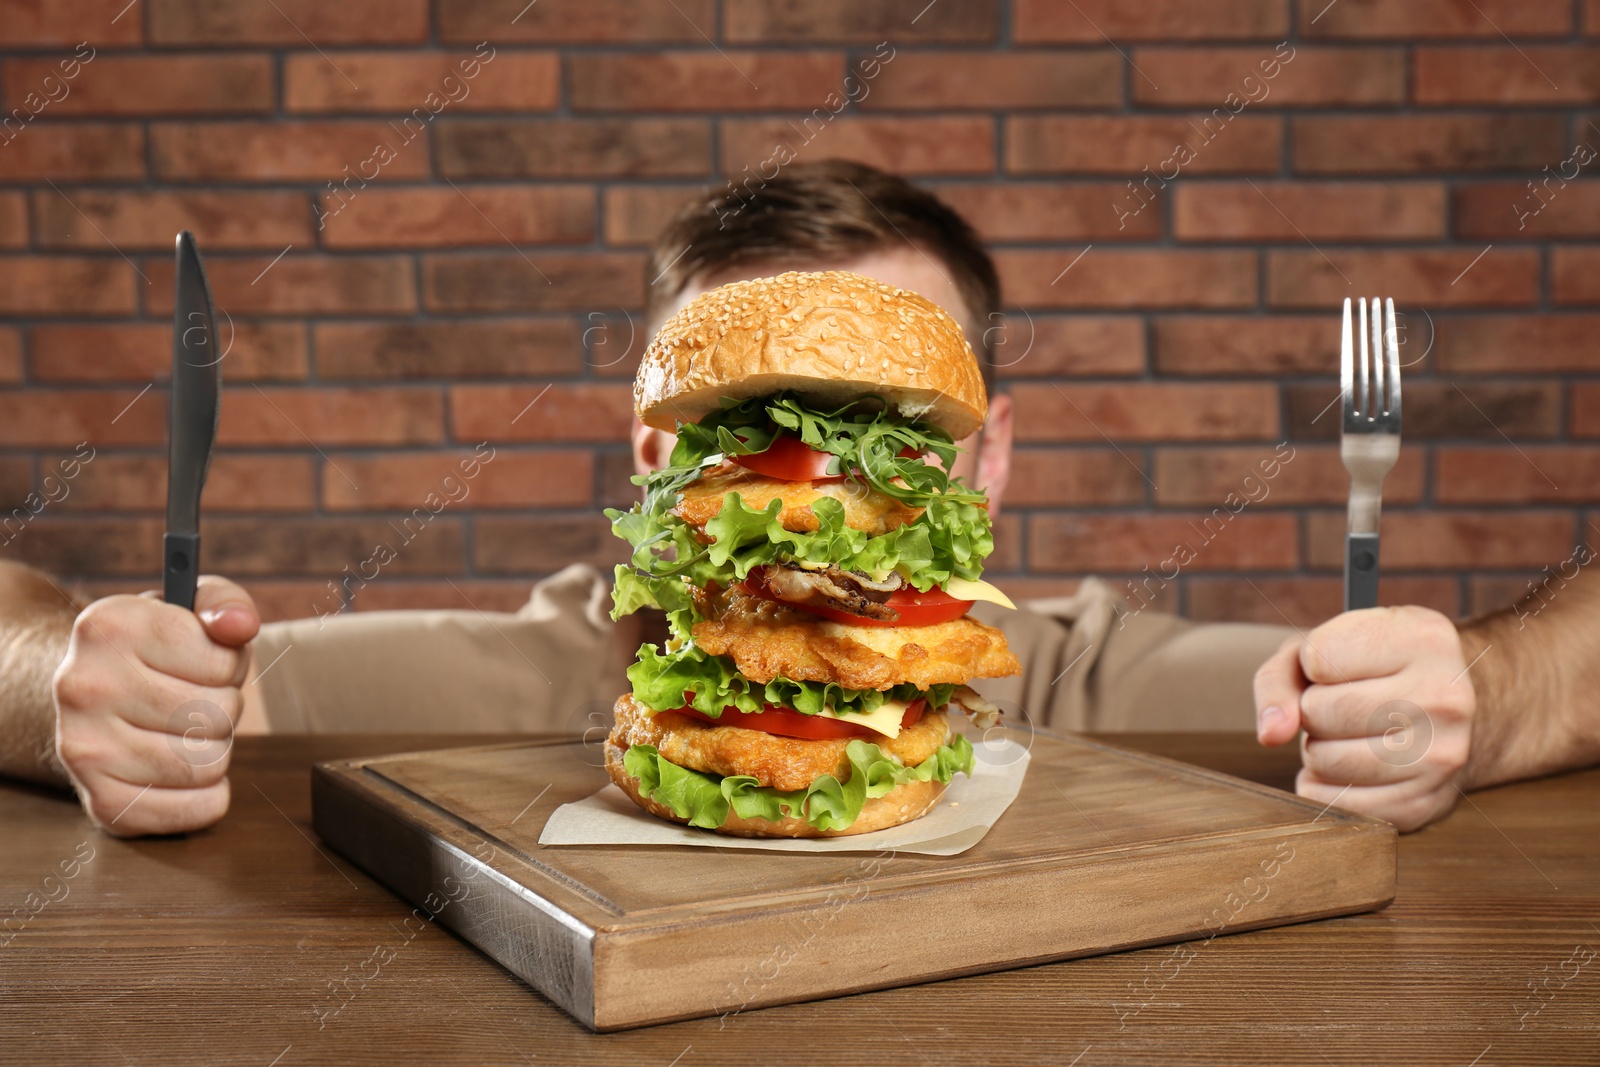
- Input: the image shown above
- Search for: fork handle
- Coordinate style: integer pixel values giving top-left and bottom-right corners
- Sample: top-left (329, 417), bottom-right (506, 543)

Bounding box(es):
top-left (1344, 532), bottom-right (1380, 612)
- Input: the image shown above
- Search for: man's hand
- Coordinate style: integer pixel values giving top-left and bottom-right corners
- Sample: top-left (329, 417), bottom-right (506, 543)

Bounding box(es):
top-left (52, 577), bottom-right (259, 837)
top-left (1253, 606), bottom-right (1475, 832)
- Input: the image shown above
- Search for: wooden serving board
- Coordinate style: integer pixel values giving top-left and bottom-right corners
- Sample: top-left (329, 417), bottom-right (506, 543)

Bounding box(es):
top-left (311, 731), bottom-right (1396, 1031)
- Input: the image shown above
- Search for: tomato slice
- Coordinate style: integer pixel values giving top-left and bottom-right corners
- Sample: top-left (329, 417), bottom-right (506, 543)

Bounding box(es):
top-left (738, 566), bottom-right (974, 627)
top-left (666, 698), bottom-right (926, 740)
top-left (728, 434), bottom-right (925, 483)
top-left (730, 433), bottom-right (841, 482)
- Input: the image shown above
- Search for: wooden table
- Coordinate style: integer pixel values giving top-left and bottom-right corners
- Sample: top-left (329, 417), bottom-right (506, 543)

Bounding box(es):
top-left (3, 734), bottom-right (1595, 1065)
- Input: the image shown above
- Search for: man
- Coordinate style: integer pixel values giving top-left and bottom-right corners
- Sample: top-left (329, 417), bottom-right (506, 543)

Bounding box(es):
top-left (0, 161), bottom-right (1589, 838)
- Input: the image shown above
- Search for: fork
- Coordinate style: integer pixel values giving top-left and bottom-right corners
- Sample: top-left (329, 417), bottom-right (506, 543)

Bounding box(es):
top-left (1340, 296), bottom-right (1402, 612)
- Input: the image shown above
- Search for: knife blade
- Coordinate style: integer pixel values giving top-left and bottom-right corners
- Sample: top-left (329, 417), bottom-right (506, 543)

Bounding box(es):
top-left (163, 230), bottom-right (221, 612)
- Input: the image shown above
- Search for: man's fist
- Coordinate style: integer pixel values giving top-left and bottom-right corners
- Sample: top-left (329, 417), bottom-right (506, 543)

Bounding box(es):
top-left (1253, 606), bottom-right (1475, 832)
top-left (52, 576), bottom-right (259, 837)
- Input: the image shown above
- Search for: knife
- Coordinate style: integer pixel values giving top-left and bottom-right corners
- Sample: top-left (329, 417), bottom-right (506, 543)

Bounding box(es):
top-left (163, 231), bottom-right (221, 612)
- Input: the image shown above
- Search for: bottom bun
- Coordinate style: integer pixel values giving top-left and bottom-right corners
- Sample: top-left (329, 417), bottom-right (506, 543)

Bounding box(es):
top-left (603, 738), bottom-right (948, 839)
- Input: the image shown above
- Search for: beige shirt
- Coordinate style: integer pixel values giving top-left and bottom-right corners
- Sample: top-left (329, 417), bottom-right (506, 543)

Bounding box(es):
top-left (249, 564), bottom-right (1290, 735)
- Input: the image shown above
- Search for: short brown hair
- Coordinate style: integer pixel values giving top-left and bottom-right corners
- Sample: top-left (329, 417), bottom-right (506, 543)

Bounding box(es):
top-left (645, 159), bottom-right (1001, 395)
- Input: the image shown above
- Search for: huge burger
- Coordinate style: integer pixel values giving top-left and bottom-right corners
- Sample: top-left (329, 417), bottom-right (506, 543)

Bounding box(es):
top-left (604, 270), bottom-right (1020, 838)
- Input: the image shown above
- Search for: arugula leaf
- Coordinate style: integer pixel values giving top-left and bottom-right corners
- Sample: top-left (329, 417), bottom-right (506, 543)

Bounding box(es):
top-left (626, 638), bottom-right (954, 717)
top-left (622, 734), bottom-right (976, 832)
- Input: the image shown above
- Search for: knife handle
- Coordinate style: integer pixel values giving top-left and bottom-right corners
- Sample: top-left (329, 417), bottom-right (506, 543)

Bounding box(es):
top-left (1344, 532), bottom-right (1380, 612)
top-left (163, 531), bottom-right (200, 612)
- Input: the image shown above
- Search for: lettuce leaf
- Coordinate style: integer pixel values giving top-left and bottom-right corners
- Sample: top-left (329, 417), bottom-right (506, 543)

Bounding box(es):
top-left (622, 734), bottom-right (976, 832)
top-left (626, 638), bottom-right (953, 717)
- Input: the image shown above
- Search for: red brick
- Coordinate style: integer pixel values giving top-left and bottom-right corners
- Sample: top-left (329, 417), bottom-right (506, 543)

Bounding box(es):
top-left (1467, 576), bottom-right (1540, 617)
top-left (439, 0), bottom-right (717, 44)
top-left (721, 117), bottom-right (996, 177)
top-left (33, 190), bottom-right (312, 251)
top-left (1300, 0), bottom-right (1571, 39)
top-left (319, 186), bottom-right (593, 249)
top-left (4, 55), bottom-right (272, 116)
top-left (0, 194), bottom-right (25, 249)
top-left (1436, 315), bottom-right (1600, 372)
top-left (1015, 0), bottom-right (1286, 41)
top-left (1293, 114), bottom-right (1566, 174)
top-left (602, 184), bottom-right (709, 246)
top-left (0, 389), bottom-right (163, 446)
top-left (1007, 115), bottom-right (1281, 174)
top-left (151, 122), bottom-right (431, 182)
top-left (149, 0), bottom-right (429, 44)
top-left (5, 518), bottom-right (161, 574)
top-left (1155, 315), bottom-right (1331, 375)
top-left (1001, 449), bottom-right (1148, 507)
top-left (53, 453), bottom-right (315, 512)
top-left (997, 249), bottom-right (1257, 309)
top-left (1456, 181), bottom-right (1600, 239)
top-left (1028, 513), bottom-right (1300, 573)
top-left (863, 52), bottom-right (1121, 110)
top-left (200, 516), bottom-right (463, 576)
top-left (1011, 382), bottom-right (1278, 443)
top-left (0, 124), bottom-right (144, 180)
top-left (1153, 445), bottom-right (1425, 507)
top-left (1287, 381), bottom-right (1559, 440)
top-left (0, 258), bottom-right (135, 316)
top-left (315, 321), bottom-right (583, 380)
top-left (0, 456), bottom-right (29, 503)
top-left (1307, 512), bottom-right (1575, 570)
top-left (1133, 46), bottom-right (1403, 106)
top-left (218, 387), bottom-right (442, 447)
top-left (571, 52), bottom-right (844, 112)
top-left (30, 323), bottom-right (307, 382)
top-left (936, 183), bottom-right (1163, 241)
top-left (285, 51), bottom-right (557, 114)
top-left (421, 252), bottom-right (645, 313)
top-left (1436, 447), bottom-right (1600, 504)
top-left (1416, 47), bottom-right (1600, 104)
top-left (1266, 249), bottom-right (1539, 309)
top-left (239, 581), bottom-right (351, 623)
top-left (1573, 384), bottom-right (1600, 435)
top-left (1174, 181), bottom-right (1445, 241)
top-left (987, 514), bottom-right (1024, 573)
top-left (145, 255), bottom-right (415, 316)
top-left (1590, 0), bottom-right (1600, 35)
top-left (1187, 577), bottom-right (1461, 627)
top-left (449, 384), bottom-right (635, 444)
top-left (0, 331), bottom-right (20, 384)
top-left (351, 580), bottom-right (534, 614)
top-left (437, 119), bottom-right (710, 179)
top-left (1553, 248), bottom-right (1600, 304)
top-left (322, 450), bottom-right (593, 510)
top-left (473, 515), bottom-right (626, 573)
top-left (724, 1), bottom-right (998, 42)
top-left (991, 315), bottom-right (1147, 378)
top-left (3, 1), bottom-right (143, 46)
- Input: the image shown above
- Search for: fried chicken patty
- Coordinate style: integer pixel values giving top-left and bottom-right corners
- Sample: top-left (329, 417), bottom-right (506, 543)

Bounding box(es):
top-left (691, 590), bottom-right (1021, 690)
top-left (671, 463), bottom-right (924, 535)
top-left (609, 693), bottom-right (952, 792)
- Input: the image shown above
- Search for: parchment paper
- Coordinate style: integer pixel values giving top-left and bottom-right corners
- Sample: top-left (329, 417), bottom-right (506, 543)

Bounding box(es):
top-left (538, 737), bottom-right (1029, 856)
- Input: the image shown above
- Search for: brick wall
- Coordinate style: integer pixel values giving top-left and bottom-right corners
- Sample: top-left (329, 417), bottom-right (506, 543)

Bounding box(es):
top-left (1, 0), bottom-right (1597, 627)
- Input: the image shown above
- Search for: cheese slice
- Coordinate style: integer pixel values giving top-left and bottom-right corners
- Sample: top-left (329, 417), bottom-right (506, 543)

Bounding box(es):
top-left (944, 576), bottom-right (1016, 610)
top-left (638, 698), bottom-right (913, 739)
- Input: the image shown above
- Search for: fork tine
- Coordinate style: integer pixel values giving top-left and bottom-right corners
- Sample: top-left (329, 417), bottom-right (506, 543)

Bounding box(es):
top-left (1340, 297), bottom-right (1354, 420)
top-left (1357, 296), bottom-right (1370, 418)
top-left (1382, 297), bottom-right (1401, 419)
top-left (1369, 297), bottom-right (1384, 419)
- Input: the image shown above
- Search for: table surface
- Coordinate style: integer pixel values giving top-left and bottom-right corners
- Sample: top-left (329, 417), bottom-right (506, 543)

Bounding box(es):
top-left (2, 734), bottom-right (1595, 1066)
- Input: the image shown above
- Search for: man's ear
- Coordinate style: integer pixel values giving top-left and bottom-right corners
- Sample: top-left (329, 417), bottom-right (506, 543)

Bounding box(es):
top-left (631, 419), bottom-right (661, 477)
top-left (976, 392), bottom-right (1014, 517)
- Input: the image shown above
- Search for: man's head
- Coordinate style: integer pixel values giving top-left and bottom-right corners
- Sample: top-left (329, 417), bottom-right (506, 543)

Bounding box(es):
top-left (630, 159), bottom-right (1013, 507)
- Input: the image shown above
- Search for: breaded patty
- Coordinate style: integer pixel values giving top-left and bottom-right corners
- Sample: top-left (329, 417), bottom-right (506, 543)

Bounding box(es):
top-left (609, 693), bottom-right (951, 792)
top-left (671, 462), bottom-right (923, 535)
top-left (691, 590), bottom-right (1021, 690)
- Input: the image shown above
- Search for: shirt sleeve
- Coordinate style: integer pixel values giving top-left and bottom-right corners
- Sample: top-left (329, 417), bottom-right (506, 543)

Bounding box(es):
top-left (249, 563), bottom-right (636, 735)
top-left (974, 578), bottom-right (1294, 733)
